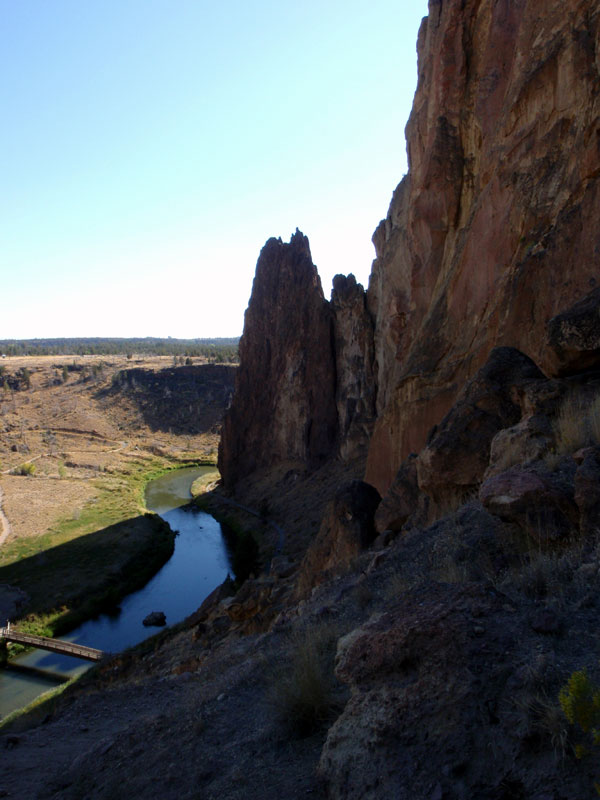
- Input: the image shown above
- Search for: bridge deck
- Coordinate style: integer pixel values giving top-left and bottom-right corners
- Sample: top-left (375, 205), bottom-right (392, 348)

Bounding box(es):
top-left (0, 627), bottom-right (105, 662)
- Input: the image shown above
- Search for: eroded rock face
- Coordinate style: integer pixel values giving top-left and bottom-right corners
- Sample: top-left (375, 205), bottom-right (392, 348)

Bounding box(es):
top-left (219, 231), bottom-right (338, 488)
top-left (416, 348), bottom-right (546, 509)
top-left (107, 364), bottom-right (236, 434)
top-left (365, 0), bottom-right (600, 494)
top-left (331, 274), bottom-right (376, 461)
top-left (296, 480), bottom-right (381, 597)
top-left (220, 0), bottom-right (600, 520)
top-left (319, 583), bottom-right (515, 800)
top-left (374, 454), bottom-right (419, 534)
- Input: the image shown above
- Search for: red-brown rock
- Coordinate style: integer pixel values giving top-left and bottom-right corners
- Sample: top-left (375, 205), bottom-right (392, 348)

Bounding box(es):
top-left (479, 466), bottom-right (578, 542)
top-left (365, 0), bottom-right (600, 495)
top-left (331, 274), bottom-right (376, 461)
top-left (296, 480), bottom-right (381, 597)
top-left (219, 231), bottom-right (338, 488)
top-left (416, 348), bottom-right (545, 508)
top-left (374, 454), bottom-right (419, 534)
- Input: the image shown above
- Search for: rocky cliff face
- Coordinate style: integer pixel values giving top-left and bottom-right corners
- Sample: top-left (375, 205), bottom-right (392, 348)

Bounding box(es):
top-left (7, 5), bottom-right (600, 799)
top-left (366, 0), bottom-right (600, 493)
top-left (331, 274), bottom-right (376, 461)
top-left (219, 231), bottom-right (339, 488)
top-left (219, 231), bottom-right (377, 489)
top-left (221, 0), bottom-right (600, 501)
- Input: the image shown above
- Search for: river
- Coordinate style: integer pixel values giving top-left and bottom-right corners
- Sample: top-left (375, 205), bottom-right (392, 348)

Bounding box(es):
top-left (0, 466), bottom-right (232, 720)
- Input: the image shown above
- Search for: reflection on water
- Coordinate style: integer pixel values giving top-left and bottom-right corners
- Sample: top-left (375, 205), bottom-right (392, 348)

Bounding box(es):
top-left (0, 466), bottom-right (230, 719)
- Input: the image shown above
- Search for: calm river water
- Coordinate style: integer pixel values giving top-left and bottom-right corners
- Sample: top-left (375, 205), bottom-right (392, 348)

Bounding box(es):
top-left (0, 466), bottom-right (231, 719)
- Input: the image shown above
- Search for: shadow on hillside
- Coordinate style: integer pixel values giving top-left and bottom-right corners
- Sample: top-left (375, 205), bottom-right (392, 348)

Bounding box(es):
top-left (5, 662), bottom-right (68, 684)
top-left (0, 514), bottom-right (175, 634)
top-left (96, 364), bottom-right (236, 434)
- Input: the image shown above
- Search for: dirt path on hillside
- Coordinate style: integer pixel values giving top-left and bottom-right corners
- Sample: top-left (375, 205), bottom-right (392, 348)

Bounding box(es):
top-left (0, 485), bottom-right (12, 546)
top-left (0, 437), bottom-right (129, 478)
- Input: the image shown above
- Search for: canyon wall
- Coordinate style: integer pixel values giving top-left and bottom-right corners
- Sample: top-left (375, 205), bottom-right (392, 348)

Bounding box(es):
top-left (108, 364), bottom-right (236, 434)
top-left (366, 0), bottom-right (600, 493)
top-left (219, 231), bottom-right (339, 488)
top-left (220, 0), bottom-right (600, 497)
top-left (219, 234), bottom-right (376, 488)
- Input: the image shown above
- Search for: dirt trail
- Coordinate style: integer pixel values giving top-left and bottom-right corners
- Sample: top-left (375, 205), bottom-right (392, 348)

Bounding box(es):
top-left (0, 484), bottom-right (12, 546)
top-left (0, 436), bottom-right (129, 477)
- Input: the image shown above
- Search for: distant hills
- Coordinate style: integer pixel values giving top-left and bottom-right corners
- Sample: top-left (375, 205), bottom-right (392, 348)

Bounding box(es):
top-left (0, 337), bottom-right (239, 361)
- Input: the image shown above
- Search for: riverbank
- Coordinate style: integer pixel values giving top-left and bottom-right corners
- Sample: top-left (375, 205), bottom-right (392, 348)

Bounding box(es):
top-left (0, 459), bottom-right (208, 643)
top-left (0, 465), bottom-right (231, 725)
top-left (0, 512), bottom-right (176, 642)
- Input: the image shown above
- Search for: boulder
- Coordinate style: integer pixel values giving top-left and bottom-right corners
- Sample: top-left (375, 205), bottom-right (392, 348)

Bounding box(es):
top-left (296, 481), bottom-right (381, 597)
top-left (142, 611), bottom-right (166, 627)
top-left (484, 414), bottom-right (554, 479)
top-left (479, 467), bottom-right (578, 542)
top-left (417, 348), bottom-right (546, 510)
top-left (319, 583), bottom-right (509, 799)
top-left (374, 454), bottom-right (420, 534)
top-left (546, 287), bottom-right (600, 376)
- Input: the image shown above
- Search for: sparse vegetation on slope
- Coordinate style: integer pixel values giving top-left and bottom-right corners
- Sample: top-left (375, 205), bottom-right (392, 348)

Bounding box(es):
top-left (0, 354), bottom-right (231, 645)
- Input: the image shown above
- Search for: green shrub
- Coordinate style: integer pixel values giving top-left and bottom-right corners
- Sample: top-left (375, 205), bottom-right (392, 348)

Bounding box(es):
top-left (269, 624), bottom-right (344, 736)
top-left (553, 393), bottom-right (600, 456)
top-left (15, 462), bottom-right (36, 476)
top-left (559, 668), bottom-right (600, 793)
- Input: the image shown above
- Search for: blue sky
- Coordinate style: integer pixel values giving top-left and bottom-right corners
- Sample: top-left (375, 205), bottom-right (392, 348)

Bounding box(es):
top-left (1, 1), bottom-right (429, 338)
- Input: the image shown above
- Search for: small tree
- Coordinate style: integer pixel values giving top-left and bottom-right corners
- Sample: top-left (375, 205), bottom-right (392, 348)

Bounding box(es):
top-left (19, 367), bottom-right (31, 389)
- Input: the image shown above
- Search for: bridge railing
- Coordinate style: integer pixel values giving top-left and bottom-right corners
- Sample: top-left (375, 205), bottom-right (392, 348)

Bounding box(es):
top-left (0, 627), bottom-right (106, 662)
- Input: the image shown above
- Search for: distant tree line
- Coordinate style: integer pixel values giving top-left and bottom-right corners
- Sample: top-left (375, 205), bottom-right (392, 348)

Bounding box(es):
top-left (0, 337), bottom-right (240, 363)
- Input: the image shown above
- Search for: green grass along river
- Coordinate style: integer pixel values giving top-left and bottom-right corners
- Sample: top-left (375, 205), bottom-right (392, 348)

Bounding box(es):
top-left (0, 466), bottom-right (232, 720)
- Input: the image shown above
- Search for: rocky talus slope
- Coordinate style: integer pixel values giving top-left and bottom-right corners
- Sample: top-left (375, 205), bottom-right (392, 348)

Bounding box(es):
top-left (4, 1), bottom-right (600, 798)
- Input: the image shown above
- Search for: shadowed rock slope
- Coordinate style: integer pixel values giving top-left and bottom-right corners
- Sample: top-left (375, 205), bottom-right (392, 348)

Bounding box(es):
top-left (105, 363), bottom-right (236, 435)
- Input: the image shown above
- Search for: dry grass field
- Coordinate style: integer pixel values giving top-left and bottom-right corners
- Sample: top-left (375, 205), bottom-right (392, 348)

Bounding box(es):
top-left (0, 353), bottom-right (227, 633)
top-left (0, 354), bottom-right (220, 543)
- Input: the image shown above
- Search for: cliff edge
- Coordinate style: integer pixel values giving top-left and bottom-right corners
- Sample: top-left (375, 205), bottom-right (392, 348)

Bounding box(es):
top-left (366, 0), bottom-right (600, 492)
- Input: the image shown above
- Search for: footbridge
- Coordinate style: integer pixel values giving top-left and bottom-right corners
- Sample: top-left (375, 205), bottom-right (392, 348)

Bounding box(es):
top-left (0, 625), bottom-right (106, 662)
